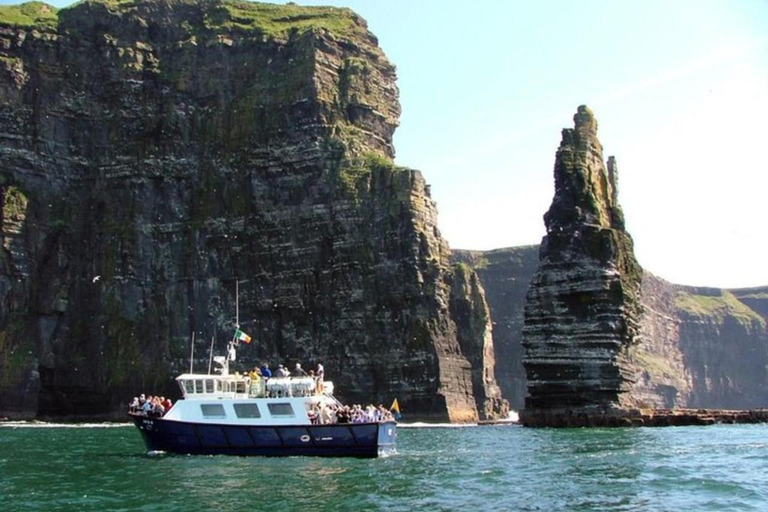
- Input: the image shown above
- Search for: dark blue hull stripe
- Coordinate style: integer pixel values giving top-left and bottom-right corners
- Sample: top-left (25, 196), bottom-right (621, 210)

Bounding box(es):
top-left (129, 415), bottom-right (397, 458)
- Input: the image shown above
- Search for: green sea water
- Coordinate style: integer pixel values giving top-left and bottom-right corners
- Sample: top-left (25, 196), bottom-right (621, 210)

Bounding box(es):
top-left (1, 422), bottom-right (766, 511)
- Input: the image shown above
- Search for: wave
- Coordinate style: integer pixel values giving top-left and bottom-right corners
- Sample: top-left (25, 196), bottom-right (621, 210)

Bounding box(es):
top-left (399, 411), bottom-right (519, 428)
top-left (0, 421), bottom-right (132, 429)
top-left (398, 422), bottom-right (479, 428)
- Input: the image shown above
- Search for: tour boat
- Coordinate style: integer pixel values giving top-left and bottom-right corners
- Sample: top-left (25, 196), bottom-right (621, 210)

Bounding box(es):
top-left (128, 343), bottom-right (397, 458)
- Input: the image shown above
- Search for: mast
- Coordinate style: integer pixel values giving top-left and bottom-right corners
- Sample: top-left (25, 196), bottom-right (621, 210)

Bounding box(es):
top-left (208, 335), bottom-right (215, 375)
top-left (189, 330), bottom-right (195, 373)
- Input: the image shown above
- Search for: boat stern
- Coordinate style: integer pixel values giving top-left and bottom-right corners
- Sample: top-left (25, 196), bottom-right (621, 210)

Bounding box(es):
top-left (378, 421), bottom-right (397, 457)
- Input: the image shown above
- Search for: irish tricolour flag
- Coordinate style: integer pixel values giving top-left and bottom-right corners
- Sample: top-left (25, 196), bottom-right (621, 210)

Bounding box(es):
top-left (234, 329), bottom-right (252, 344)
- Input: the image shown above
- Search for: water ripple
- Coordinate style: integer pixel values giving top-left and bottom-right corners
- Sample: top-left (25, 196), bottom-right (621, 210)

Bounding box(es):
top-left (1, 423), bottom-right (767, 511)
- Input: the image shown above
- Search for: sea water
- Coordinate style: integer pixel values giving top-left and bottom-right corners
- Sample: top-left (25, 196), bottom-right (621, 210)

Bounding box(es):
top-left (1, 422), bottom-right (766, 511)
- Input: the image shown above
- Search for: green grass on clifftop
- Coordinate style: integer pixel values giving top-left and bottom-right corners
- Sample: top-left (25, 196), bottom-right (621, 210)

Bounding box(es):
top-left (219, 1), bottom-right (364, 38)
top-left (2, 1), bottom-right (367, 39)
top-left (0, 2), bottom-right (58, 29)
top-left (675, 290), bottom-right (766, 326)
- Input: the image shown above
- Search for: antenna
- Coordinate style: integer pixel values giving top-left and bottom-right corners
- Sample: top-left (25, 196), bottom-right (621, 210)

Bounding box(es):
top-left (208, 335), bottom-right (215, 375)
top-left (189, 330), bottom-right (195, 373)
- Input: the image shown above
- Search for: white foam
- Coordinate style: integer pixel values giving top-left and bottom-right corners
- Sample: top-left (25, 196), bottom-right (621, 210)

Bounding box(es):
top-left (0, 421), bottom-right (132, 429)
top-left (398, 422), bottom-right (478, 428)
top-left (398, 410), bottom-right (519, 428)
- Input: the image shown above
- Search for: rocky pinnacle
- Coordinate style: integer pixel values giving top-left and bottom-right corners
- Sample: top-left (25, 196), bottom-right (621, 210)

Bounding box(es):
top-left (521, 106), bottom-right (643, 424)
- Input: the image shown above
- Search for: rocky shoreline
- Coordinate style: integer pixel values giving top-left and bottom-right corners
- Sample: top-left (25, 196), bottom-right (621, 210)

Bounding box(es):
top-left (520, 408), bottom-right (768, 428)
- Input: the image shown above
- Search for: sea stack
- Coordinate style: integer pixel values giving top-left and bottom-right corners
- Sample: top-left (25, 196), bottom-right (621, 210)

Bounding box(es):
top-left (521, 106), bottom-right (643, 427)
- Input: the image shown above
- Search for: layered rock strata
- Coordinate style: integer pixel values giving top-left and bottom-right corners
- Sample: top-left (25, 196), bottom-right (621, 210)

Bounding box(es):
top-left (449, 263), bottom-right (508, 419)
top-left (0, 0), bottom-right (501, 422)
top-left (451, 247), bottom-right (538, 411)
top-left (631, 279), bottom-right (768, 409)
top-left (521, 106), bottom-right (644, 424)
top-left (454, 248), bottom-right (768, 413)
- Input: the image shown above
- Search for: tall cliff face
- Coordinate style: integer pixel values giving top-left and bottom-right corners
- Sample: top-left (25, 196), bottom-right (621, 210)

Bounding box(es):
top-left (449, 262), bottom-right (508, 419)
top-left (0, 0), bottom-right (500, 422)
top-left (521, 106), bottom-right (643, 419)
top-left (632, 279), bottom-right (768, 409)
top-left (455, 249), bottom-right (768, 411)
top-left (451, 247), bottom-right (538, 411)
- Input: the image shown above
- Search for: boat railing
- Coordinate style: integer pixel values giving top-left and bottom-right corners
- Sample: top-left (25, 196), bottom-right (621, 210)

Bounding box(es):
top-left (264, 377), bottom-right (315, 397)
top-left (175, 373), bottom-right (334, 400)
top-left (254, 377), bottom-right (334, 398)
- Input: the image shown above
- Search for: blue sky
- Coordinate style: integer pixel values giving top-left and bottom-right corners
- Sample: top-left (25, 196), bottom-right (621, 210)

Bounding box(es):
top-left (3, 0), bottom-right (768, 288)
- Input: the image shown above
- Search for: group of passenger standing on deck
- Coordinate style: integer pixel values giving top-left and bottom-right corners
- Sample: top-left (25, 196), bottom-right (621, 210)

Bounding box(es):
top-left (129, 394), bottom-right (172, 417)
top-left (249, 362), bottom-right (325, 394)
top-left (308, 402), bottom-right (393, 425)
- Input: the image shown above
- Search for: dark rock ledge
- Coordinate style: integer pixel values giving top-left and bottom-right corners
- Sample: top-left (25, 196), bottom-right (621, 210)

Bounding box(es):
top-left (522, 408), bottom-right (768, 428)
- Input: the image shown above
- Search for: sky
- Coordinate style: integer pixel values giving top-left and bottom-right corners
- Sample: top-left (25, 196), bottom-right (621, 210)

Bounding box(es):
top-left (4, 0), bottom-right (768, 288)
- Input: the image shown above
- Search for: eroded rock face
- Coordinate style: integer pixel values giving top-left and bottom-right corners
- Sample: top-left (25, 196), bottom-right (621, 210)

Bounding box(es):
top-left (521, 106), bottom-right (644, 420)
top-left (455, 249), bottom-right (768, 412)
top-left (449, 263), bottom-right (508, 419)
top-left (631, 279), bottom-right (768, 409)
top-left (0, 0), bottom-right (500, 421)
top-left (451, 247), bottom-right (538, 411)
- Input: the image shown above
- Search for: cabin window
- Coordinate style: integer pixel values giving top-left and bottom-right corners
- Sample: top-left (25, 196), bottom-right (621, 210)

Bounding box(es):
top-left (234, 403), bottom-right (262, 419)
top-left (200, 404), bottom-right (226, 418)
top-left (205, 379), bottom-right (215, 393)
top-left (267, 403), bottom-right (295, 417)
top-left (195, 380), bottom-right (204, 393)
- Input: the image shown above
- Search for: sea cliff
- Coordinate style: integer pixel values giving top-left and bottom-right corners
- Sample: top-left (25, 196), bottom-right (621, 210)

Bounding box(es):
top-left (456, 247), bottom-right (768, 415)
top-left (0, 0), bottom-right (505, 421)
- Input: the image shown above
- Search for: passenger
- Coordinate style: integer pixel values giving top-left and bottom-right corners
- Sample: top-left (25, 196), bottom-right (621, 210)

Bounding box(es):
top-left (249, 367), bottom-right (261, 396)
top-left (337, 405), bottom-right (351, 424)
top-left (328, 404), bottom-right (338, 424)
top-left (377, 405), bottom-right (392, 421)
top-left (141, 396), bottom-right (153, 415)
top-left (153, 397), bottom-right (165, 417)
top-left (260, 363), bottom-right (272, 378)
top-left (293, 363), bottom-right (308, 377)
top-left (162, 396), bottom-right (173, 412)
top-left (315, 363), bottom-right (324, 393)
top-left (276, 364), bottom-right (289, 378)
top-left (307, 370), bottom-right (315, 394)
top-left (308, 403), bottom-right (320, 424)
top-left (319, 403), bottom-right (333, 425)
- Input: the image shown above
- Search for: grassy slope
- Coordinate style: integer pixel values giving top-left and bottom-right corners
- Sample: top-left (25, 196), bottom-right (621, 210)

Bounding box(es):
top-left (675, 289), bottom-right (766, 326)
top-left (0, 0), bottom-right (364, 39)
top-left (0, 1), bottom-right (58, 28)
